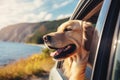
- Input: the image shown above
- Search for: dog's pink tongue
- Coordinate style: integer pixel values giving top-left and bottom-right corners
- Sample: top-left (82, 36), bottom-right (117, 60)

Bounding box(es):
top-left (50, 49), bottom-right (63, 57)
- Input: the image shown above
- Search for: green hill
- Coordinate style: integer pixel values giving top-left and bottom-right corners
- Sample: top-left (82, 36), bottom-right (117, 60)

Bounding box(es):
top-left (0, 18), bottom-right (69, 44)
top-left (26, 18), bottom-right (69, 44)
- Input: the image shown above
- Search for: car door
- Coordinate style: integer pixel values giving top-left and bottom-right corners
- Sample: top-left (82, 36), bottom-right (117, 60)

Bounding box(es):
top-left (91, 0), bottom-right (120, 80)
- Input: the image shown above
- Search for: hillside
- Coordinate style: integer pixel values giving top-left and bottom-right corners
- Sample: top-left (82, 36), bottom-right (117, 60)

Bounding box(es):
top-left (0, 18), bottom-right (69, 44)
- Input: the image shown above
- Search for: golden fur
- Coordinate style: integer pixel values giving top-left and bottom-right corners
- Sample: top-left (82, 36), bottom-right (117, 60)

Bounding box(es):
top-left (43, 20), bottom-right (95, 80)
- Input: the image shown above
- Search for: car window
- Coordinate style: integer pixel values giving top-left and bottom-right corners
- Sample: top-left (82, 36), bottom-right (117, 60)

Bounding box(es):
top-left (56, 1), bottom-right (104, 80)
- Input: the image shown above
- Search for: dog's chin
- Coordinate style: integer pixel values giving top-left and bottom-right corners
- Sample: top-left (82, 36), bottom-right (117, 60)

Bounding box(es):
top-left (48, 44), bottom-right (76, 60)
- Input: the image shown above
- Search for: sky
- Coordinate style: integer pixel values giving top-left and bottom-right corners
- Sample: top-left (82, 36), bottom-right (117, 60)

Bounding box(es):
top-left (0, 0), bottom-right (79, 29)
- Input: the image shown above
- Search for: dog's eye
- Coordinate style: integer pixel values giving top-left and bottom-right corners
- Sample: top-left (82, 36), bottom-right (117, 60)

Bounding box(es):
top-left (64, 28), bottom-right (72, 32)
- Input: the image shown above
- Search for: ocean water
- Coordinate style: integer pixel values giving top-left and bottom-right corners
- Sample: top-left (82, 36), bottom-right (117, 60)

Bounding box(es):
top-left (0, 41), bottom-right (44, 65)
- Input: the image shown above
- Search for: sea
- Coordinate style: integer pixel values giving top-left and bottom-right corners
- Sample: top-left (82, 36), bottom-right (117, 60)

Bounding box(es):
top-left (0, 41), bottom-right (44, 66)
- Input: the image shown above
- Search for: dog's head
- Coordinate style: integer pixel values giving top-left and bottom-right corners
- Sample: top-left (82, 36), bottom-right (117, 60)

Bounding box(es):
top-left (43, 20), bottom-right (94, 60)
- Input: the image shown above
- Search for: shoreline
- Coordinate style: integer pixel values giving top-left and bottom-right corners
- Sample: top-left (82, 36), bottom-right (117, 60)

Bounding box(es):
top-left (25, 43), bottom-right (46, 48)
top-left (0, 42), bottom-right (46, 67)
top-left (0, 41), bottom-right (46, 48)
top-left (0, 51), bottom-right (54, 80)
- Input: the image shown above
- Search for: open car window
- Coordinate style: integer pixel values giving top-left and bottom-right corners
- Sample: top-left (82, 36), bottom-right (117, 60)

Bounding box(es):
top-left (55, 1), bottom-right (104, 80)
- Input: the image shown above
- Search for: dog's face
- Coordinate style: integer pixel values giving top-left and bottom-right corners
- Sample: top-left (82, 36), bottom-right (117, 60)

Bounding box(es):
top-left (43, 20), bottom-right (94, 60)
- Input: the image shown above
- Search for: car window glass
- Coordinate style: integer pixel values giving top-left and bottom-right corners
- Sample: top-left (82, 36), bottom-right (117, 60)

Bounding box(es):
top-left (112, 14), bottom-right (120, 80)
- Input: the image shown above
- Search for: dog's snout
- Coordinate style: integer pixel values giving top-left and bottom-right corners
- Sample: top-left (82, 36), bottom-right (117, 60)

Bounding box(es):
top-left (43, 35), bottom-right (52, 42)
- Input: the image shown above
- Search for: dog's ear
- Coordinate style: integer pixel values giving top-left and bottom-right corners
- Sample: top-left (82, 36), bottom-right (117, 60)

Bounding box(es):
top-left (83, 22), bottom-right (95, 51)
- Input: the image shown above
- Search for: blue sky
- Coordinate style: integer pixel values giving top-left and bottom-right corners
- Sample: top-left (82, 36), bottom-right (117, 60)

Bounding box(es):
top-left (0, 0), bottom-right (79, 29)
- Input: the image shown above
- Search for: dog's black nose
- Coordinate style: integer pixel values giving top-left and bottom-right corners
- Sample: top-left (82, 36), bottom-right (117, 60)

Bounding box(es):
top-left (43, 35), bottom-right (52, 42)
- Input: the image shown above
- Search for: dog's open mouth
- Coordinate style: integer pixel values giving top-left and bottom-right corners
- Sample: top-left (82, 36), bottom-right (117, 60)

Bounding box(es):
top-left (49, 44), bottom-right (76, 59)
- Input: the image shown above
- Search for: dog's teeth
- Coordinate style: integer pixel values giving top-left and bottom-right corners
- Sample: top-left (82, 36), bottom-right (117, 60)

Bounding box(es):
top-left (50, 49), bottom-right (63, 57)
top-left (64, 45), bottom-right (71, 51)
top-left (67, 45), bottom-right (71, 49)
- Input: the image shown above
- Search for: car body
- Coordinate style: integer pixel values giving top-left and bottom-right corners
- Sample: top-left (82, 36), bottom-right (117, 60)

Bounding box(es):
top-left (49, 0), bottom-right (120, 80)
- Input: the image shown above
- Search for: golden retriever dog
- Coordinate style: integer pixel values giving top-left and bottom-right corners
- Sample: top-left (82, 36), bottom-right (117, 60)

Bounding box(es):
top-left (43, 20), bottom-right (95, 80)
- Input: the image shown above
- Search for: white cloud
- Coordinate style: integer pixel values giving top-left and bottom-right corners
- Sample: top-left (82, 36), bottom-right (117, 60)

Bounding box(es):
top-left (44, 14), bottom-right (52, 20)
top-left (53, 0), bottom-right (73, 9)
top-left (0, 0), bottom-right (44, 14)
top-left (57, 14), bottom-right (71, 20)
top-left (0, 0), bottom-right (52, 30)
top-left (0, 0), bottom-right (76, 30)
top-left (0, 11), bottom-right (52, 30)
top-left (22, 12), bottom-right (52, 22)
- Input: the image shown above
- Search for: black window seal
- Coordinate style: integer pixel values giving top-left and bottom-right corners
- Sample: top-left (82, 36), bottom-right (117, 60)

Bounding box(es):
top-left (70, 0), bottom-right (103, 20)
top-left (70, 0), bottom-right (91, 20)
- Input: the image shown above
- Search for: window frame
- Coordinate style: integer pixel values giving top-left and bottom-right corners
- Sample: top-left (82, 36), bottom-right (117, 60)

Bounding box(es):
top-left (55, 0), bottom-right (103, 79)
top-left (70, 0), bottom-right (103, 20)
top-left (91, 0), bottom-right (120, 80)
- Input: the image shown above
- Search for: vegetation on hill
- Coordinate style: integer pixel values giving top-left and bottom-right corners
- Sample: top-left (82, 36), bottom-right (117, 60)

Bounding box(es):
top-left (0, 48), bottom-right (55, 80)
top-left (0, 18), bottom-right (69, 43)
top-left (25, 18), bottom-right (69, 44)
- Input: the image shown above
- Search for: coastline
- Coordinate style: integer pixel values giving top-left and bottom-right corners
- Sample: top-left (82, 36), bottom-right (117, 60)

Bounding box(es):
top-left (0, 41), bottom-right (45, 66)
top-left (0, 48), bottom-right (54, 80)
top-left (0, 41), bottom-right (46, 48)
top-left (26, 43), bottom-right (46, 48)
